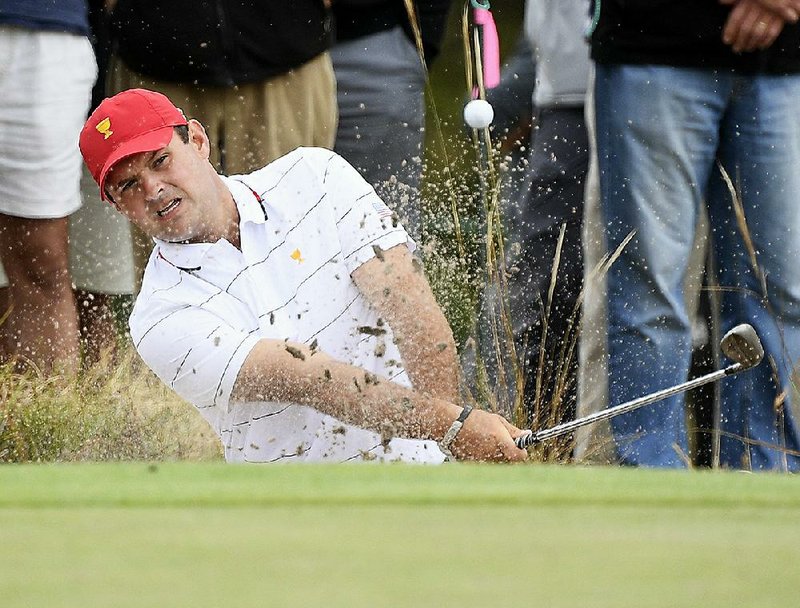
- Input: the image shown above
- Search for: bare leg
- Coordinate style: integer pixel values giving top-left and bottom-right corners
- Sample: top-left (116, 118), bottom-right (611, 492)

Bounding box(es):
top-left (0, 286), bottom-right (10, 362)
top-left (0, 214), bottom-right (80, 374)
top-left (75, 289), bottom-right (120, 366)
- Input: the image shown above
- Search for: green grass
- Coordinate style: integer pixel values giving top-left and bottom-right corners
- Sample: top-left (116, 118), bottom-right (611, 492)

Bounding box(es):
top-left (2, 464), bottom-right (798, 607)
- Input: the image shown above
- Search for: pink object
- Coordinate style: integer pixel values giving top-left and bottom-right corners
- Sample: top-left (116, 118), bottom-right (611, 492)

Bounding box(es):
top-left (474, 8), bottom-right (500, 90)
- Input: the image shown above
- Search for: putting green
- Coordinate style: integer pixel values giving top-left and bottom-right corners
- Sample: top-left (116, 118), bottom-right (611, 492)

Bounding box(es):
top-left (1, 463), bottom-right (798, 607)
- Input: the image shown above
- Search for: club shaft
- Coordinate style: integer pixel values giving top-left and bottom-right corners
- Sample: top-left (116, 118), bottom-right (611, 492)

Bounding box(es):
top-left (517, 362), bottom-right (743, 449)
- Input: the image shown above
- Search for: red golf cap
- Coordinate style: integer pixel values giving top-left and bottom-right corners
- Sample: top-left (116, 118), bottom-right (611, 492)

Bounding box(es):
top-left (80, 89), bottom-right (188, 201)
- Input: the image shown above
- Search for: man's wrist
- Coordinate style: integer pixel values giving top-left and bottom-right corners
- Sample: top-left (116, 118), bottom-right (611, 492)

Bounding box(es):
top-left (437, 405), bottom-right (473, 461)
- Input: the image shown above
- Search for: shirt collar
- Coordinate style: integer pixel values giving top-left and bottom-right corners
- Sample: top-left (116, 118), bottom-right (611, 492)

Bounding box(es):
top-left (221, 175), bottom-right (268, 226)
top-left (154, 175), bottom-right (266, 271)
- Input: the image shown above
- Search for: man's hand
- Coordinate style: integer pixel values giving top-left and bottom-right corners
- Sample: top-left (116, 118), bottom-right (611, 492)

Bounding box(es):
top-left (722, 0), bottom-right (800, 21)
top-left (721, 0), bottom-right (787, 52)
top-left (450, 409), bottom-right (529, 462)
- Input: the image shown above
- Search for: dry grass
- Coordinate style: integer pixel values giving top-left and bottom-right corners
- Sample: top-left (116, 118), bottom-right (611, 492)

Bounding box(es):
top-left (0, 347), bottom-right (222, 463)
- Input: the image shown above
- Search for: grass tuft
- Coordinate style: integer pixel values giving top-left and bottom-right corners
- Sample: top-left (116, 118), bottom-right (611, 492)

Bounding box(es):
top-left (0, 347), bottom-right (221, 463)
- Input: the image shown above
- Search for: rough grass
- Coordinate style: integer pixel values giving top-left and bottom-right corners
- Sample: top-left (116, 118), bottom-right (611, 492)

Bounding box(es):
top-left (1, 464), bottom-right (798, 608)
top-left (0, 348), bottom-right (222, 463)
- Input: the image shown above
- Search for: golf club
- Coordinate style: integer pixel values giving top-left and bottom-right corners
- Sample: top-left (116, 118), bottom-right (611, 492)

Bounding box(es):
top-left (515, 323), bottom-right (764, 449)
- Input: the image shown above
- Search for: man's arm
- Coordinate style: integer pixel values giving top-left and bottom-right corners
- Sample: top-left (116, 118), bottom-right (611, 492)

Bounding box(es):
top-left (245, 148), bottom-right (525, 460)
top-left (351, 244), bottom-right (460, 403)
top-left (230, 337), bottom-right (528, 462)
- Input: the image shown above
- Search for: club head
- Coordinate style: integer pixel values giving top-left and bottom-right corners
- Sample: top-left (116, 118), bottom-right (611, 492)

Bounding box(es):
top-left (721, 324), bottom-right (764, 369)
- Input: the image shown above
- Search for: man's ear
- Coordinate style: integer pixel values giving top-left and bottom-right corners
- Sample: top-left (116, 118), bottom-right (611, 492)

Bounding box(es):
top-left (188, 119), bottom-right (211, 159)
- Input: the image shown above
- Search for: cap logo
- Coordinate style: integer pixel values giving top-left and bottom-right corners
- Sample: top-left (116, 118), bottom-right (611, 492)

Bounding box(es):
top-left (95, 117), bottom-right (113, 140)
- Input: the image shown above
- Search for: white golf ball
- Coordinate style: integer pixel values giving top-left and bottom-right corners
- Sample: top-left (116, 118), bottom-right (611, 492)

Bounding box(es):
top-left (463, 99), bottom-right (494, 129)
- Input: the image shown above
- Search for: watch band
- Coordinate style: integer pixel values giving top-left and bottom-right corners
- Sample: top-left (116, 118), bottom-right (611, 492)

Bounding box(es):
top-left (438, 405), bottom-right (474, 461)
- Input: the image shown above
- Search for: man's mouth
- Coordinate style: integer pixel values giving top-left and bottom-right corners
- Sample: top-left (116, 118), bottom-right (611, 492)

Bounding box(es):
top-left (157, 198), bottom-right (181, 217)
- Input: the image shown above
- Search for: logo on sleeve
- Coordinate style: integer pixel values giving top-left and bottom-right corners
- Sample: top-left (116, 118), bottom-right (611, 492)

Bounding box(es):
top-left (95, 117), bottom-right (113, 140)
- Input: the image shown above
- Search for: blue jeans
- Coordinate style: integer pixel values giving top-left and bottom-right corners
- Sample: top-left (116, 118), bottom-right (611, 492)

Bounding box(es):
top-left (595, 64), bottom-right (800, 470)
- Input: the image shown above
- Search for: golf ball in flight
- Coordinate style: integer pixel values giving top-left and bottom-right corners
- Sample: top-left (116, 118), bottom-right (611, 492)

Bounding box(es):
top-left (463, 99), bottom-right (494, 129)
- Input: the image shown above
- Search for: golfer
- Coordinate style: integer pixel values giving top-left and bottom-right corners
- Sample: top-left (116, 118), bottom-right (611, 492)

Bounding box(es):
top-left (79, 89), bottom-right (528, 464)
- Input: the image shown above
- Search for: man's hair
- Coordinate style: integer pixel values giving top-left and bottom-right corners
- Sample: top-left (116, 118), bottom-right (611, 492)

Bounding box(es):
top-left (175, 124), bottom-right (189, 143)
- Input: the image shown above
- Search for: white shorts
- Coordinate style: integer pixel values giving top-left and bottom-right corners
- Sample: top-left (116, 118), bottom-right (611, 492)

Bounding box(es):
top-left (0, 165), bottom-right (136, 294)
top-left (0, 25), bottom-right (96, 219)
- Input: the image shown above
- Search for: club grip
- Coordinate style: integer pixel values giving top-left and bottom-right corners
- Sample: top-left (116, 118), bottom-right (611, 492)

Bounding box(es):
top-left (515, 432), bottom-right (535, 450)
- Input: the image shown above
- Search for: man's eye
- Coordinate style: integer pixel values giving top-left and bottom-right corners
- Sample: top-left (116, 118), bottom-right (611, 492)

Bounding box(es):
top-left (154, 154), bottom-right (168, 167)
top-left (120, 180), bottom-right (136, 193)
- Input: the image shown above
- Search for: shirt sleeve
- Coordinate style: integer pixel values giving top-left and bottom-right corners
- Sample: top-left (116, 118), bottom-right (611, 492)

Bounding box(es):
top-left (302, 148), bottom-right (414, 275)
top-left (129, 297), bottom-right (261, 412)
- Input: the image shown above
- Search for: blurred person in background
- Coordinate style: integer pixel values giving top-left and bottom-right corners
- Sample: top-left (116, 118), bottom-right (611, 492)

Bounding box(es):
top-left (475, 1), bottom-right (590, 444)
top-left (591, 0), bottom-right (800, 470)
top-left (331, 0), bottom-right (453, 241)
top-left (1, 0), bottom-right (136, 366)
top-left (0, 0), bottom-right (96, 374)
top-left (69, 0), bottom-right (135, 364)
top-left (501, 0), bottom-right (591, 434)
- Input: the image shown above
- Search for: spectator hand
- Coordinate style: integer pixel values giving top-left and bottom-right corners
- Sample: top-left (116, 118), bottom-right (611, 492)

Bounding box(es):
top-left (721, 0), bottom-right (800, 22)
top-left (450, 409), bottom-right (529, 463)
top-left (721, 0), bottom-right (787, 52)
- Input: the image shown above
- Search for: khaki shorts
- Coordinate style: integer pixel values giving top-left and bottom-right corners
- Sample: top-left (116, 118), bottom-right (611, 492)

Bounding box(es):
top-left (108, 52), bottom-right (337, 174)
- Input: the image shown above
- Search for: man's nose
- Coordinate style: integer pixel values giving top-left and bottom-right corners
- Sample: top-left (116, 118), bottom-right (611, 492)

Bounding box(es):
top-left (141, 173), bottom-right (164, 203)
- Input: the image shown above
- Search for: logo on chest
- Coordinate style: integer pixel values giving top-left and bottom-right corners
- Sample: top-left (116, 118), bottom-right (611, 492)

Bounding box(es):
top-left (290, 248), bottom-right (305, 263)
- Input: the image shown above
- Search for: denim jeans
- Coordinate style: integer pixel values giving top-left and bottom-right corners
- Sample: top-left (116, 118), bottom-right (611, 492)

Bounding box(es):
top-left (595, 64), bottom-right (800, 470)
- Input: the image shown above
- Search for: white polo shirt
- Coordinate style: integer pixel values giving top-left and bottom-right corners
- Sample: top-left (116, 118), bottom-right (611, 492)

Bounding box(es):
top-left (129, 147), bottom-right (446, 464)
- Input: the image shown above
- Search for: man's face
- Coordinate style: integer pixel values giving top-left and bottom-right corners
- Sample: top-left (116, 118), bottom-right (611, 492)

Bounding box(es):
top-left (104, 120), bottom-right (229, 243)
